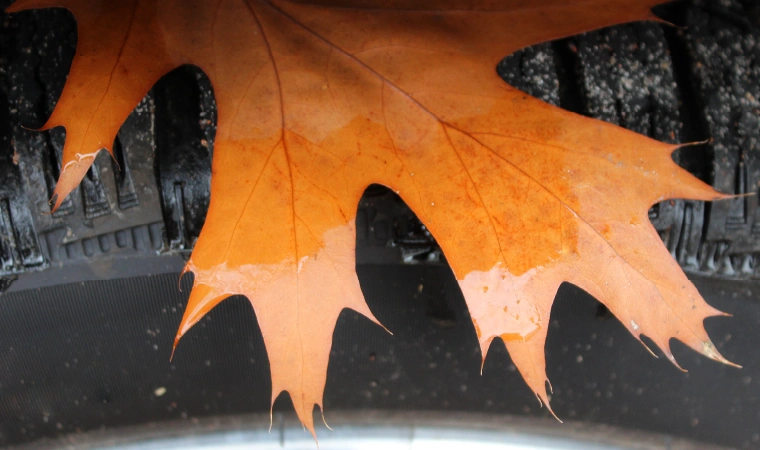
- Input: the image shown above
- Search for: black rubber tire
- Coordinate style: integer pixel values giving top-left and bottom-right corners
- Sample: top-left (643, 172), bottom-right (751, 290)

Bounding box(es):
top-left (0, 1), bottom-right (759, 448)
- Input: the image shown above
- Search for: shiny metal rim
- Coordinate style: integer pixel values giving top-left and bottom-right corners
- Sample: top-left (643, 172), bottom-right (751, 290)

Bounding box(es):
top-left (25, 412), bottom-right (725, 450)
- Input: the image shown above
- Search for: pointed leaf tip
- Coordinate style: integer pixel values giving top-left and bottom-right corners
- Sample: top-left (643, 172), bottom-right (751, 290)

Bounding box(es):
top-left (48, 152), bottom-right (100, 212)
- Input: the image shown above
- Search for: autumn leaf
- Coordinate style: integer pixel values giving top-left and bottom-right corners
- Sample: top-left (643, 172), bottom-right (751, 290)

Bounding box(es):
top-left (7, 0), bottom-right (739, 438)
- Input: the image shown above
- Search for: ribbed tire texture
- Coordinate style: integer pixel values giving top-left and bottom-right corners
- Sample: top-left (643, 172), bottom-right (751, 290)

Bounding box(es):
top-left (1, 0), bottom-right (760, 285)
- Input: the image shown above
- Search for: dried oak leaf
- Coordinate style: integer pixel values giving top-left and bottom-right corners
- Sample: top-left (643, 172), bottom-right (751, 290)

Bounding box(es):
top-left (8, 0), bottom-right (738, 437)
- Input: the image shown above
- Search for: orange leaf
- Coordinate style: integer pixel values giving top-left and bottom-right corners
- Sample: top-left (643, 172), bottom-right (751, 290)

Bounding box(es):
top-left (6, 0), bottom-right (738, 439)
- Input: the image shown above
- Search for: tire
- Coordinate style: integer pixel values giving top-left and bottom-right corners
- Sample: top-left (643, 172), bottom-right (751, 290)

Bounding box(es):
top-left (0, 0), bottom-right (759, 448)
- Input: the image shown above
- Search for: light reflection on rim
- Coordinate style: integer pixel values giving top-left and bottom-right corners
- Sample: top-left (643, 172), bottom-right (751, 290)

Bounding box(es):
top-left (89, 424), bottom-right (701, 450)
top-left (32, 412), bottom-right (723, 450)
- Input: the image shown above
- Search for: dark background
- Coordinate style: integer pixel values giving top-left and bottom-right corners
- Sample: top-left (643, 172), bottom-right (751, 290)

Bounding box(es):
top-left (0, 269), bottom-right (757, 448)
